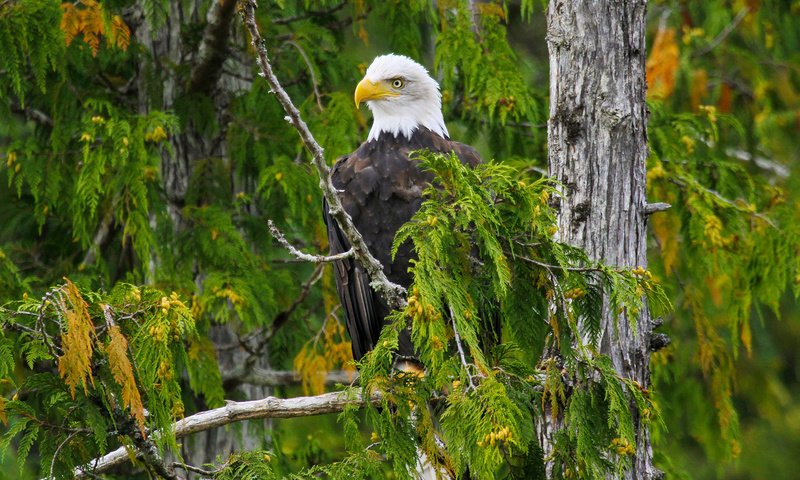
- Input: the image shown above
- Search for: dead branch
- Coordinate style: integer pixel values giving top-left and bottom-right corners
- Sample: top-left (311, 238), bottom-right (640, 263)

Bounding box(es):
top-left (223, 367), bottom-right (358, 388)
top-left (74, 390), bottom-right (379, 478)
top-left (272, 1), bottom-right (346, 25)
top-left (240, 0), bottom-right (407, 310)
top-left (268, 220), bottom-right (353, 264)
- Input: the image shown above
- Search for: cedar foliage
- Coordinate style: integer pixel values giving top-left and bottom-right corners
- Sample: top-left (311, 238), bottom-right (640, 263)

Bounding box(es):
top-left (0, 0), bottom-right (797, 478)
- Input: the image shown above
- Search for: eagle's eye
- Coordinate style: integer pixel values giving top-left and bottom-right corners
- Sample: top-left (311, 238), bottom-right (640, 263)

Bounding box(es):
top-left (391, 78), bottom-right (405, 89)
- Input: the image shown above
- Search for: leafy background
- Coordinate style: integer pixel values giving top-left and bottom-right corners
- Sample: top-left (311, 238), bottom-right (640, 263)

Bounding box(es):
top-left (0, 0), bottom-right (798, 478)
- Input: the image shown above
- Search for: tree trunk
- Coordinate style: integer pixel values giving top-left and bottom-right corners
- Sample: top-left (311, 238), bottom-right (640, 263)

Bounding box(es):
top-left (544, 1), bottom-right (657, 478)
top-left (134, 0), bottom-right (267, 471)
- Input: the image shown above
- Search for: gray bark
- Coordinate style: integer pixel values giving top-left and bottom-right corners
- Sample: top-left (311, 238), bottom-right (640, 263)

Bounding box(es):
top-left (544, 1), bottom-right (657, 479)
top-left (134, 0), bottom-right (266, 472)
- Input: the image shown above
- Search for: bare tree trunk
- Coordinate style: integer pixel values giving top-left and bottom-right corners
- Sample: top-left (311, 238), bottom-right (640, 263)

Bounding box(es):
top-left (134, 0), bottom-right (267, 472)
top-left (543, 1), bottom-right (657, 478)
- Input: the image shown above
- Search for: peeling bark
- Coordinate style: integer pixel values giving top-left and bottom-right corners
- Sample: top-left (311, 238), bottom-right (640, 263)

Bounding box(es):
top-left (543, 1), bottom-right (658, 478)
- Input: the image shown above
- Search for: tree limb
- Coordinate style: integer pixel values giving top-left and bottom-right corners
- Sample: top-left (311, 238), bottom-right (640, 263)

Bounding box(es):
top-left (240, 0), bottom-right (407, 310)
top-left (272, 1), bottom-right (346, 25)
top-left (223, 367), bottom-right (358, 388)
top-left (74, 390), bottom-right (378, 478)
top-left (189, 0), bottom-right (239, 95)
top-left (10, 100), bottom-right (54, 128)
top-left (268, 220), bottom-right (353, 264)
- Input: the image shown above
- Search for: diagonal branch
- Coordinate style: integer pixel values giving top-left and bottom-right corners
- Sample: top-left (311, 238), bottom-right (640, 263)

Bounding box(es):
top-left (694, 8), bottom-right (749, 57)
top-left (74, 390), bottom-right (379, 478)
top-left (240, 0), bottom-right (407, 310)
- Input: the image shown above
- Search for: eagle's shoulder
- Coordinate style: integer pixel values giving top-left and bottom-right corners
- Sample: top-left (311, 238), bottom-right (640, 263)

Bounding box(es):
top-left (406, 127), bottom-right (483, 167)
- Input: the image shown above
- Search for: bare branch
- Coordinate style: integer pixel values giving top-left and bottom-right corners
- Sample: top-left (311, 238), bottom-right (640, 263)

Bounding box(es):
top-left (224, 367), bottom-right (358, 388)
top-left (241, 1), bottom-right (407, 309)
top-left (10, 100), bottom-right (54, 128)
top-left (694, 8), bottom-right (749, 57)
top-left (272, 1), bottom-right (346, 25)
top-left (74, 390), bottom-right (379, 478)
top-left (190, 0), bottom-right (239, 95)
top-left (81, 209), bottom-right (115, 267)
top-left (669, 177), bottom-right (778, 228)
top-left (513, 251), bottom-right (603, 273)
top-left (282, 40), bottom-right (323, 110)
top-left (725, 147), bottom-right (789, 179)
top-left (643, 202), bottom-right (671, 215)
top-left (268, 220), bottom-right (353, 264)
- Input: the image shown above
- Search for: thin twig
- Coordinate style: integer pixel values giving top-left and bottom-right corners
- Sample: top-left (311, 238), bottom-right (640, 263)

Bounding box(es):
top-left (240, 0), bottom-right (407, 310)
top-left (223, 367), bottom-right (358, 388)
top-left (514, 253), bottom-right (602, 273)
top-left (268, 220), bottom-right (353, 263)
top-left (272, 1), bottom-right (346, 25)
top-left (449, 306), bottom-right (476, 391)
top-left (694, 8), bottom-right (749, 57)
top-left (282, 40), bottom-right (323, 110)
top-left (49, 431), bottom-right (82, 480)
top-left (172, 461), bottom-right (223, 477)
top-left (669, 176), bottom-right (778, 228)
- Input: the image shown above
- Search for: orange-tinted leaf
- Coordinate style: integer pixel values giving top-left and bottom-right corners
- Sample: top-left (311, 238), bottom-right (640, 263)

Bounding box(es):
top-left (106, 324), bottom-right (146, 435)
top-left (57, 279), bottom-right (97, 398)
top-left (647, 28), bottom-right (680, 100)
top-left (653, 210), bottom-right (680, 274)
top-left (110, 15), bottom-right (131, 51)
top-left (60, 3), bottom-right (80, 46)
top-left (690, 69), bottom-right (708, 111)
top-left (718, 82), bottom-right (733, 113)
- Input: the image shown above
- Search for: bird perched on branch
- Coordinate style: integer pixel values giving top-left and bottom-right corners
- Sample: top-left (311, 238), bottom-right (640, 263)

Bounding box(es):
top-left (324, 54), bottom-right (482, 370)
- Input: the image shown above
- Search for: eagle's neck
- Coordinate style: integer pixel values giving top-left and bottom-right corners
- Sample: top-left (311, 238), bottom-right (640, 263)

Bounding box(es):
top-left (367, 99), bottom-right (449, 142)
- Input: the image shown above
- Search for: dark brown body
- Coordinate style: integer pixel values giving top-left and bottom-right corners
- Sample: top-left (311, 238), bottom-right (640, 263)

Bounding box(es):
top-left (324, 127), bottom-right (481, 362)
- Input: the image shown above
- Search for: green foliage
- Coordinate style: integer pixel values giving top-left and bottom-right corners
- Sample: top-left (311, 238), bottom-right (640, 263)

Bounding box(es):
top-left (0, 281), bottom-right (217, 477)
top-left (0, 0), bottom-right (796, 478)
top-left (644, 2), bottom-right (800, 475)
top-left (351, 152), bottom-right (667, 478)
top-left (0, 0), bottom-right (64, 104)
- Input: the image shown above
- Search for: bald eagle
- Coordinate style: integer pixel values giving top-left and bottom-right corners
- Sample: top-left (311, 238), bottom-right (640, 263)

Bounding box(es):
top-left (324, 54), bottom-right (481, 367)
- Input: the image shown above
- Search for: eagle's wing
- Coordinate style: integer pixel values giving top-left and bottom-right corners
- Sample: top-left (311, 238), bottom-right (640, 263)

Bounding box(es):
top-left (324, 131), bottom-right (486, 363)
top-left (323, 159), bottom-right (384, 362)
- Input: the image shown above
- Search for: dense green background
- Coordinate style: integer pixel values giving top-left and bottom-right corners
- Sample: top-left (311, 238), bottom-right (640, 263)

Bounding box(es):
top-left (0, 0), bottom-right (798, 478)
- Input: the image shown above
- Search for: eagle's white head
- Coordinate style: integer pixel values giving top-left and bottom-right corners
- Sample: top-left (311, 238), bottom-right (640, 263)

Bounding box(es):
top-left (354, 54), bottom-right (449, 142)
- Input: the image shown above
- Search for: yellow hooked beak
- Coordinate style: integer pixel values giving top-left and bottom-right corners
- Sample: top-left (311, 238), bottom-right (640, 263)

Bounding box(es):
top-left (354, 78), bottom-right (399, 108)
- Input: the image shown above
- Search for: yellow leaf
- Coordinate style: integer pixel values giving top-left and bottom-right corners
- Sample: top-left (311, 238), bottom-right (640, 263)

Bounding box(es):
top-left (57, 279), bottom-right (97, 398)
top-left (476, 3), bottom-right (506, 20)
top-left (647, 28), bottom-right (679, 100)
top-left (718, 82), bottom-right (733, 113)
top-left (652, 212), bottom-right (680, 274)
top-left (110, 15), bottom-right (131, 51)
top-left (740, 318), bottom-right (752, 357)
top-left (60, 1), bottom-right (130, 56)
top-left (0, 396), bottom-right (6, 425)
top-left (60, 3), bottom-right (80, 47)
top-left (690, 69), bottom-right (708, 111)
top-left (106, 325), bottom-right (146, 435)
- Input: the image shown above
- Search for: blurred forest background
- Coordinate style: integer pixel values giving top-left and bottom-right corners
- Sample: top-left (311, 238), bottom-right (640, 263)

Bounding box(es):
top-left (0, 0), bottom-right (798, 478)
